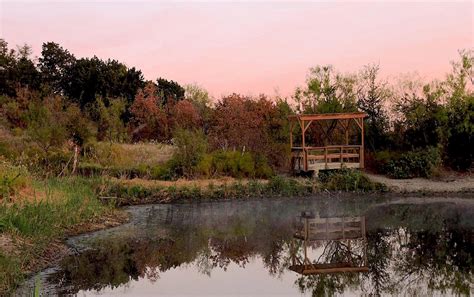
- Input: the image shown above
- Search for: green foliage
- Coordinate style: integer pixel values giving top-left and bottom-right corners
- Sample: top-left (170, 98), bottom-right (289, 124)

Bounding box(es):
top-left (156, 78), bottom-right (185, 105)
top-left (25, 101), bottom-right (67, 154)
top-left (93, 97), bottom-right (128, 142)
top-left (0, 176), bottom-right (111, 294)
top-left (0, 177), bottom-right (107, 237)
top-left (319, 169), bottom-right (384, 191)
top-left (266, 175), bottom-right (311, 196)
top-left (63, 57), bottom-right (144, 108)
top-left (38, 41), bottom-right (76, 94)
top-left (443, 51), bottom-right (474, 170)
top-left (295, 65), bottom-right (358, 114)
top-left (357, 64), bottom-right (391, 151)
top-left (170, 129), bottom-right (208, 178)
top-left (375, 147), bottom-right (441, 179)
top-left (195, 151), bottom-right (274, 179)
top-left (393, 84), bottom-right (448, 150)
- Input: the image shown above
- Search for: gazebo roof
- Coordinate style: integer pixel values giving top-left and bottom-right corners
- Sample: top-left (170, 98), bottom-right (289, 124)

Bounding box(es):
top-left (288, 112), bottom-right (367, 121)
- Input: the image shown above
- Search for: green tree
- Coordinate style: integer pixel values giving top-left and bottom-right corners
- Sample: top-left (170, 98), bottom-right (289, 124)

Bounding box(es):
top-left (94, 97), bottom-right (128, 142)
top-left (38, 42), bottom-right (76, 94)
top-left (444, 50), bottom-right (474, 170)
top-left (295, 65), bottom-right (358, 114)
top-left (156, 78), bottom-right (185, 105)
top-left (357, 64), bottom-right (391, 151)
top-left (25, 100), bottom-right (67, 155)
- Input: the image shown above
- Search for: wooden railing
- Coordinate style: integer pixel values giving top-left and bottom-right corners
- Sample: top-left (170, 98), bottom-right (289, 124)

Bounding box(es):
top-left (291, 145), bottom-right (363, 171)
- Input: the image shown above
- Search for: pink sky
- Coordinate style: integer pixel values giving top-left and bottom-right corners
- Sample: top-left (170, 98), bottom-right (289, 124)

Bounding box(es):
top-left (1, 1), bottom-right (472, 97)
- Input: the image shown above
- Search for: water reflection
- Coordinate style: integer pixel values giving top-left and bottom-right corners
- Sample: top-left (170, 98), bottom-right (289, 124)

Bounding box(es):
top-left (26, 198), bottom-right (474, 296)
top-left (289, 213), bottom-right (368, 275)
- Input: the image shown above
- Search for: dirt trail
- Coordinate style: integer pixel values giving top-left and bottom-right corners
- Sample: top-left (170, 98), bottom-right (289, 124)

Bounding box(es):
top-left (366, 173), bottom-right (474, 193)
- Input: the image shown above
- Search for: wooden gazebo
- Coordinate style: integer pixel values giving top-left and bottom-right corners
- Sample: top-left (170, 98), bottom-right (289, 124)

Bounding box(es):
top-left (288, 112), bottom-right (367, 175)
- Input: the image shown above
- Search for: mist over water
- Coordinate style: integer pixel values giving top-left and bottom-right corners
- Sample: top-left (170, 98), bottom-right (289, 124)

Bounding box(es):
top-left (20, 197), bottom-right (474, 296)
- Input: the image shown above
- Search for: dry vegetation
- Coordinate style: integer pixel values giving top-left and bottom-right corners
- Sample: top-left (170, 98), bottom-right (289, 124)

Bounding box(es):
top-left (83, 142), bottom-right (174, 169)
top-left (112, 176), bottom-right (269, 190)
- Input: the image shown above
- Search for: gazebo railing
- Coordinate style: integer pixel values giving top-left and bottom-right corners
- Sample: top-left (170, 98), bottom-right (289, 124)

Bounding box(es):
top-left (291, 145), bottom-right (363, 170)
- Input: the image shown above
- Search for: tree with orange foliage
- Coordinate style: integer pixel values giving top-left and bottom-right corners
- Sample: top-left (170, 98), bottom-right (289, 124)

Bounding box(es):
top-left (208, 94), bottom-right (290, 167)
top-left (169, 99), bottom-right (201, 131)
top-left (129, 82), bottom-right (168, 141)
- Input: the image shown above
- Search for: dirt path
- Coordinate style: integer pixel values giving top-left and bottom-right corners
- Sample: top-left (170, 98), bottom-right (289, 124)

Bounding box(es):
top-left (366, 173), bottom-right (474, 193)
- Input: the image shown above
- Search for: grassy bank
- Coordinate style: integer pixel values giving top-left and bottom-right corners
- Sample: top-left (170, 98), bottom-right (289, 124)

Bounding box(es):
top-left (101, 170), bottom-right (387, 206)
top-left (0, 176), bottom-right (124, 295)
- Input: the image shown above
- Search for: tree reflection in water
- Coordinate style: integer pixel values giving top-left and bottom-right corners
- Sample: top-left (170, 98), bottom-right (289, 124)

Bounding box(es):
top-left (46, 200), bottom-right (473, 296)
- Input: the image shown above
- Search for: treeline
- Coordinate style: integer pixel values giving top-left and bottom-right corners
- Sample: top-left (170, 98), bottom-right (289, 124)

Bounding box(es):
top-left (0, 39), bottom-right (473, 179)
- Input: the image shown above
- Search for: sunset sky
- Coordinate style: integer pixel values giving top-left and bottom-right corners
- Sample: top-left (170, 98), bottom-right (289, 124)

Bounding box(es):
top-left (1, 1), bottom-right (472, 97)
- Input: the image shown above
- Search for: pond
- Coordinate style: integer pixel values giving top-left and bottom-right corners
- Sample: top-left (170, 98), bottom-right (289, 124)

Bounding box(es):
top-left (19, 196), bottom-right (474, 296)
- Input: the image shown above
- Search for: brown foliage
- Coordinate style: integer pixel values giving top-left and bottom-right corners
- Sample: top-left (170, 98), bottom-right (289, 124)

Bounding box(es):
top-left (208, 94), bottom-right (290, 169)
top-left (129, 82), bottom-right (168, 141)
top-left (169, 99), bottom-right (201, 130)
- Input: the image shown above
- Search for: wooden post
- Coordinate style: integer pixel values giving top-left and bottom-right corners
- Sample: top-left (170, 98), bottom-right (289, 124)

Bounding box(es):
top-left (340, 146), bottom-right (343, 166)
top-left (345, 119), bottom-right (349, 145)
top-left (301, 119), bottom-right (307, 171)
top-left (324, 147), bottom-right (328, 169)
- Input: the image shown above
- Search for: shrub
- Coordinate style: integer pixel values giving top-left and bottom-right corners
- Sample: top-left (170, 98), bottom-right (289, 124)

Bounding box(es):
top-left (195, 154), bottom-right (213, 177)
top-left (375, 147), bottom-right (441, 179)
top-left (169, 129), bottom-right (208, 178)
top-left (319, 169), bottom-right (384, 192)
top-left (196, 150), bottom-right (273, 179)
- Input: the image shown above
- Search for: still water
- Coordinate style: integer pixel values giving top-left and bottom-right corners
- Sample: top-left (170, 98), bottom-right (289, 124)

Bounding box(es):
top-left (22, 196), bottom-right (474, 296)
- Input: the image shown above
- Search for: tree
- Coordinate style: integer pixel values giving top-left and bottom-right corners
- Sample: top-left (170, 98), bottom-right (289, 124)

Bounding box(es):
top-left (25, 98), bottom-right (67, 156)
top-left (63, 57), bottom-right (106, 108)
top-left (170, 99), bottom-right (201, 131)
top-left (0, 42), bottom-right (41, 94)
top-left (295, 65), bottom-right (358, 114)
top-left (357, 64), bottom-right (391, 151)
top-left (38, 42), bottom-right (76, 94)
top-left (156, 78), bottom-right (185, 105)
top-left (129, 82), bottom-right (167, 141)
top-left (392, 83), bottom-right (447, 150)
top-left (63, 57), bottom-right (144, 109)
top-left (184, 83), bottom-right (213, 132)
top-left (0, 39), bottom-right (19, 96)
top-left (444, 50), bottom-right (474, 170)
top-left (95, 97), bottom-right (128, 142)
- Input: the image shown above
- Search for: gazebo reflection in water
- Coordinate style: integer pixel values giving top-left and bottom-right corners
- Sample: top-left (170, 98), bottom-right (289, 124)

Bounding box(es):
top-left (289, 211), bottom-right (368, 275)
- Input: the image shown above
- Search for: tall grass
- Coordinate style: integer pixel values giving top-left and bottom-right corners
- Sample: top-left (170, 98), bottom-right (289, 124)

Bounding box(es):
top-left (0, 177), bottom-right (106, 238)
top-left (0, 176), bottom-right (110, 294)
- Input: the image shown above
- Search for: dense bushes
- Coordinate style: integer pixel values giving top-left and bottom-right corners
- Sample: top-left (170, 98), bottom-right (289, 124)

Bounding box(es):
top-left (318, 169), bottom-right (385, 191)
top-left (155, 149), bottom-right (274, 180)
top-left (198, 150), bottom-right (273, 179)
top-left (374, 147), bottom-right (441, 179)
